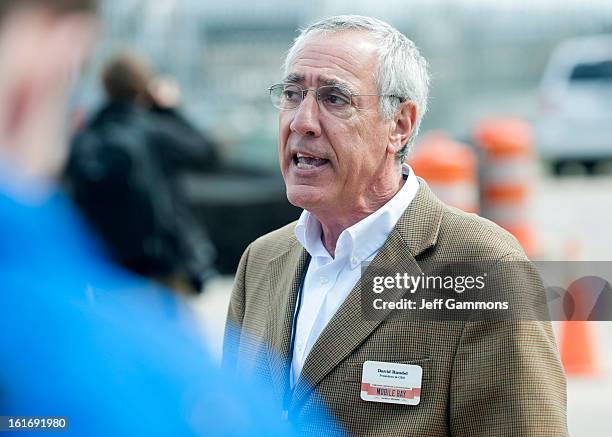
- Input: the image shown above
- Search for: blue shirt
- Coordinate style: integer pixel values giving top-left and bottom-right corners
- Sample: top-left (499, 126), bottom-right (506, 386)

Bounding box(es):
top-left (0, 187), bottom-right (298, 436)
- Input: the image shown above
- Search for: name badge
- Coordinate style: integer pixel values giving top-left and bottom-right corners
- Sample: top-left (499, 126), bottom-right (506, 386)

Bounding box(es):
top-left (360, 360), bottom-right (422, 405)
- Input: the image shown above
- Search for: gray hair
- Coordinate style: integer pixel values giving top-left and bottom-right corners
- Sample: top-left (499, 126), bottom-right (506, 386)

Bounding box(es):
top-left (283, 15), bottom-right (430, 161)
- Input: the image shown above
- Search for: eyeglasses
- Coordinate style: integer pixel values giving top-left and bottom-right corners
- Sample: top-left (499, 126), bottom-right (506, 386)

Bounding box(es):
top-left (268, 83), bottom-right (402, 118)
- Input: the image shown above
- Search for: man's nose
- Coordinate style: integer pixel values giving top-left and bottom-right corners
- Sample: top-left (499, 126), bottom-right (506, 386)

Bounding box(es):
top-left (289, 90), bottom-right (322, 137)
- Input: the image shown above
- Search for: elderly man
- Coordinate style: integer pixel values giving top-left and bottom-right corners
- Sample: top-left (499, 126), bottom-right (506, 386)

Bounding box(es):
top-left (224, 15), bottom-right (567, 436)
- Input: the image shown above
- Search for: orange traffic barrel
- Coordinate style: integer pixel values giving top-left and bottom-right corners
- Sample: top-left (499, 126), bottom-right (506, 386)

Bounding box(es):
top-left (559, 321), bottom-right (598, 376)
top-left (409, 131), bottom-right (478, 213)
top-left (558, 240), bottom-right (598, 376)
top-left (473, 118), bottom-right (537, 257)
top-left (559, 278), bottom-right (599, 376)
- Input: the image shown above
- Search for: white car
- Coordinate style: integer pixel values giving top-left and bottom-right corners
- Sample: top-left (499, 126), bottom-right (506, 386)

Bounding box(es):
top-left (537, 35), bottom-right (612, 175)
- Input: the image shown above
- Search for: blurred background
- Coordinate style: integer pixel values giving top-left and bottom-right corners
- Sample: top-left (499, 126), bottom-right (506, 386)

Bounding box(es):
top-left (67, 1), bottom-right (612, 435)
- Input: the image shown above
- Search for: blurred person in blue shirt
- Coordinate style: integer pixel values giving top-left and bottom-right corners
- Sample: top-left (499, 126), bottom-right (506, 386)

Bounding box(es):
top-left (0, 1), bottom-right (339, 435)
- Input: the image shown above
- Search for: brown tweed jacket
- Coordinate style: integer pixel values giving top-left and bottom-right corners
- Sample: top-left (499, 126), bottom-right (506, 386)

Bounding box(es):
top-left (223, 180), bottom-right (568, 436)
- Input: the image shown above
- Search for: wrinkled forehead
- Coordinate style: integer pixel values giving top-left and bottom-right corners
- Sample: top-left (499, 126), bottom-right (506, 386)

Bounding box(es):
top-left (283, 31), bottom-right (380, 91)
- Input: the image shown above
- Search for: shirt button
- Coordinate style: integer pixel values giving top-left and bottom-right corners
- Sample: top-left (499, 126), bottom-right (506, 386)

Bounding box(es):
top-left (351, 256), bottom-right (359, 266)
top-left (320, 276), bottom-right (329, 284)
top-left (296, 341), bottom-right (304, 352)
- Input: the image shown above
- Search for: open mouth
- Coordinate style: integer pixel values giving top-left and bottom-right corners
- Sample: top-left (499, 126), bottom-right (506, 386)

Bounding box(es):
top-left (293, 152), bottom-right (329, 170)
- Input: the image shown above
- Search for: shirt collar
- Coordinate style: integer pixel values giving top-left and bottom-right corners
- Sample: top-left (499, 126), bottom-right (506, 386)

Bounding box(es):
top-left (294, 164), bottom-right (420, 269)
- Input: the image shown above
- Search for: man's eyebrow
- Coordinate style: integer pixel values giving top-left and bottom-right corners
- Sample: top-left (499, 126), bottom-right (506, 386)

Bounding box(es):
top-left (319, 77), bottom-right (357, 95)
top-left (284, 73), bottom-right (304, 84)
top-left (282, 74), bottom-right (358, 94)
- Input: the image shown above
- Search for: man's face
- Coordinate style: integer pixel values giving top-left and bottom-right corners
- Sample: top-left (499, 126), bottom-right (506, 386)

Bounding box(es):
top-left (278, 31), bottom-right (394, 216)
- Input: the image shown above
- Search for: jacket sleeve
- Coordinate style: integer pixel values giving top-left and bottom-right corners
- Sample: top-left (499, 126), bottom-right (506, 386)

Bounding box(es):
top-left (222, 244), bottom-right (252, 369)
top-left (449, 255), bottom-right (568, 436)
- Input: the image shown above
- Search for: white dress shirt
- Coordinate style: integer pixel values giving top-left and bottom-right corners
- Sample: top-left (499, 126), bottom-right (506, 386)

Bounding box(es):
top-left (290, 165), bottom-right (419, 387)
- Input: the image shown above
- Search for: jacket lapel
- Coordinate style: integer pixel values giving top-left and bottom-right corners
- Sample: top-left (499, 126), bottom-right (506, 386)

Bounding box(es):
top-left (289, 180), bottom-right (445, 411)
top-left (264, 242), bottom-right (310, 402)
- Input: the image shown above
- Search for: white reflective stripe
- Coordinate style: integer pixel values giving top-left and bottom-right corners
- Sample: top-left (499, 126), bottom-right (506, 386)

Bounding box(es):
top-left (481, 157), bottom-right (535, 185)
top-left (428, 182), bottom-right (479, 210)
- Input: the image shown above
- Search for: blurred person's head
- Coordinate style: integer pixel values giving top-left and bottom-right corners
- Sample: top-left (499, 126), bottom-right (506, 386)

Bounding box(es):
top-left (0, 0), bottom-right (97, 187)
top-left (102, 53), bottom-right (153, 105)
top-left (274, 15), bottom-right (429, 223)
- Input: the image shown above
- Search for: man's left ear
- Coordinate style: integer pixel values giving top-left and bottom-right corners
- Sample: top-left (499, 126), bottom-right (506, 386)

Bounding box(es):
top-left (387, 100), bottom-right (417, 155)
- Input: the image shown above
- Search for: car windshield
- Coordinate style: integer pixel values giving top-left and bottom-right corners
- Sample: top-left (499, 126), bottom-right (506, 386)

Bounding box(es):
top-left (569, 60), bottom-right (612, 82)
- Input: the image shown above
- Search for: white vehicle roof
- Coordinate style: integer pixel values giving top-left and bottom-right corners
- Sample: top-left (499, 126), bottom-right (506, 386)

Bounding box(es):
top-left (541, 35), bottom-right (612, 88)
